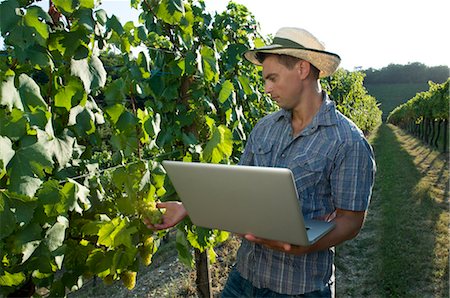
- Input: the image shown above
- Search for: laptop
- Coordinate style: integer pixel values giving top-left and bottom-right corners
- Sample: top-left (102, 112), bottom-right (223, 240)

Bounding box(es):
top-left (162, 161), bottom-right (335, 246)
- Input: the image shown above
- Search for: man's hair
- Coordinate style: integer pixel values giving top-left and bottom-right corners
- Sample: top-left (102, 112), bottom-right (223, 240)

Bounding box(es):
top-left (255, 52), bottom-right (320, 79)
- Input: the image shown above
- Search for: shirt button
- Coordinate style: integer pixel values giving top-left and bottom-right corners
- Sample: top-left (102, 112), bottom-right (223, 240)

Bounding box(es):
top-left (281, 154), bottom-right (286, 158)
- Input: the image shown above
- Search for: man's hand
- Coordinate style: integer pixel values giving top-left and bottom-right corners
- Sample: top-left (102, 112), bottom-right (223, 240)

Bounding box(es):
top-left (243, 209), bottom-right (366, 255)
top-left (144, 201), bottom-right (187, 230)
top-left (243, 234), bottom-right (311, 255)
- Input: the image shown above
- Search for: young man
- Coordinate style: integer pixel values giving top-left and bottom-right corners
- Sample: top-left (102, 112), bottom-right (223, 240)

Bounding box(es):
top-left (147, 27), bottom-right (376, 297)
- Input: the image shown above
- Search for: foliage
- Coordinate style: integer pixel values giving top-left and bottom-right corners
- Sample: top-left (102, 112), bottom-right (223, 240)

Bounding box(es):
top-left (364, 62), bottom-right (449, 85)
top-left (387, 79), bottom-right (449, 151)
top-left (0, 0), bottom-right (382, 296)
top-left (322, 69), bottom-right (382, 133)
top-left (387, 79), bottom-right (449, 125)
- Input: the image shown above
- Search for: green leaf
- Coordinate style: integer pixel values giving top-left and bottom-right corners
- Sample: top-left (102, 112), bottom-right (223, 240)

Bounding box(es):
top-left (18, 74), bottom-right (47, 110)
top-left (80, 0), bottom-right (95, 9)
top-left (200, 45), bottom-right (219, 83)
top-left (115, 110), bottom-right (139, 132)
top-left (45, 216), bottom-right (69, 252)
top-left (0, 0), bottom-right (21, 33)
top-left (104, 78), bottom-right (126, 105)
top-left (53, 0), bottom-right (76, 14)
top-left (238, 75), bottom-right (253, 95)
top-left (0, 109), bottom-right (27, 141)
top-left (38, 180), bottom-right (67, 217)
top-left (111, 247), bottom-right (137, 272)
top-left (7, 141), bottom-right (54, 197)
top-left (0, 136), bottom-right (15, 179)
top-left (23, 6), bottom-right (50, 46)
top-left (1, 74), bottom-right (47, 112)
top-left (0, 75), bottom-right (22, 110)
top-left (176, 229), bottom-right (194, 268)
top-left (0, 271), bottom-right (26, 287)
top-left (62, 179), bottom-right (91, 214)
top-left (68, 106), bottom-right (96, 135)
top-left (95, 9), bottom-right (107, 25)
top-left (156, 0), bottom-right (184, 25)
top-left (218, 80), bottom-right (234, 104)
top-left (105, 104), bottom-right (125, 125)
top-left (54, 78), bottom-right (86, 111)
top-left (202, 124), bottom-right (233, 163)
top-left (0, 193), bottom-right (16, 240)
top-left (86, 248), bottom-right (113, 275)
top-left (143, 112), bottom-right (161, 139)
top-left (70, 55), bottom-right (106, 94)
top-left (97, 217), bottom-right (134, 248)
top-left (106, 15), bottom-right (124, 35)
top-left (37, 121), bottom-right (75, 168)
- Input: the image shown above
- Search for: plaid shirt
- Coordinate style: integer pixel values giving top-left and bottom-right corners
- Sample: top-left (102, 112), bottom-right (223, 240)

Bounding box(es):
top-left (236, 92), bottom-right (376, 295)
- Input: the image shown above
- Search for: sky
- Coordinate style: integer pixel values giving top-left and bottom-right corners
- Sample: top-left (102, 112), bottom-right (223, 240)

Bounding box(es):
top-left (1, 0), bottom-right (449, 71)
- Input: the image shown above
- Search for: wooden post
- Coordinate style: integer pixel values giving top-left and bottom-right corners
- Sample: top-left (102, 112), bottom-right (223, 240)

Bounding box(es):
top-left (195, 248), bottom-right (212, 298)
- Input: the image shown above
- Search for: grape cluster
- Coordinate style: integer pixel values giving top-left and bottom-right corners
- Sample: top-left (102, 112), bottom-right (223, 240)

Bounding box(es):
top-left (120, 271), bottom-right (137, 290)
top-left (140, 235), bottom-right (155, 266)
top-left (137, 200), bottom-right (163, 225)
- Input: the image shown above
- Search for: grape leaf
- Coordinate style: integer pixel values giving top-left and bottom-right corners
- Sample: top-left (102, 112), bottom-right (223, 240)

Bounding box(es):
top-left (0, 271), bottom-right (26, 287)
top-left (202, 124), bottom-right (233, 163)
top-left (7, 141), bottom-right (54, 197)
top-left (0, 136), bottom-right (15, 179)
top-left (200, 45), bottom-right (218, 83)
top-left (218, 80), bottom-right (234, 104)
top-left (0, 75), bottom-right (22, 110)
top-left (0, 193), bottom-right (16, 240)
top-left (0, 0), bottom-right (21, 33)
top-left (70, 55), bottom-right (106, 93)
top-left (45, 216), bottom-right (69, 252)
top-left (17, 74), bottom-right (48, 111)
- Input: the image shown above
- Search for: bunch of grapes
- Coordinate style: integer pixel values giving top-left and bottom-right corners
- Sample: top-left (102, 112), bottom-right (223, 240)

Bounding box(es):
top-left (140, 235), bottom-right (155, 266)
top-left (137, 199), bottom-right (163, 225)
top-left (120, 271), bottom-right (137, 290)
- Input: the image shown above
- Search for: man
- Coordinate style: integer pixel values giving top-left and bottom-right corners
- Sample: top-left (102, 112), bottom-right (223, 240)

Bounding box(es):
top-left (147, 27), bottom-right (376, 297)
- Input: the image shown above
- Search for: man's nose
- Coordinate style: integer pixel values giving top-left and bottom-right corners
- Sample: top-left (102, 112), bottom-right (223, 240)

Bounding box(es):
top-left (264, 83), bottom-right (272, 95)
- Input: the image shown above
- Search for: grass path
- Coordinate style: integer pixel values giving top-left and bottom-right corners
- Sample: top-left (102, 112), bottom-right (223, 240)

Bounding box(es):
top-left (336, 124), bottom-right (449, 297)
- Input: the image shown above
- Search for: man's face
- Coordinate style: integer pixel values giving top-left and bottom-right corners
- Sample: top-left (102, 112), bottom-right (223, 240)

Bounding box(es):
top-left (262, 55), bottom-right (303, 110)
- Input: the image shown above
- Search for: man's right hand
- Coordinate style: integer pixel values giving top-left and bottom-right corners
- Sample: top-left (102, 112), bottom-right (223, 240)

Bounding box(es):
top-left (144, 201), bottom-right (187, 230)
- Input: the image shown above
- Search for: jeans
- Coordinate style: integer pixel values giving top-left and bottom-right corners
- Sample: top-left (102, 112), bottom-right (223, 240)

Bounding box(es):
top-left (221, 267), bottom-right (332, 298)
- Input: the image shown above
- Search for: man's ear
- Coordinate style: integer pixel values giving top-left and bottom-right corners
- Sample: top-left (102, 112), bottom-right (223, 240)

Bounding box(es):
top-left (296, 60), bottom-right (311, 80)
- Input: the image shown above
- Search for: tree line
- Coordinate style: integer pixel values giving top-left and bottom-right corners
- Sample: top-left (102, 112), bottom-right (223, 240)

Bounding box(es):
top-left (364, 62), bottom-right (449, 85)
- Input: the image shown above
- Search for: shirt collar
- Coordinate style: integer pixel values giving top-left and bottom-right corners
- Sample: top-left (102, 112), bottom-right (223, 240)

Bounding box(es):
top-left (274, 91), bottom-right (338, 127)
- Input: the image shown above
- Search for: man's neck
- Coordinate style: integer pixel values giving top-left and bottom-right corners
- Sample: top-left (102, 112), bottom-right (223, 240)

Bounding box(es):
top-left (291, 84), bottom-right (323, 136)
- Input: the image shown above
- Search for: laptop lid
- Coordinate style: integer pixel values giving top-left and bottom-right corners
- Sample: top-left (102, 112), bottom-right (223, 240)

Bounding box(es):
top-left (162, 161), bottom-right (334, 246)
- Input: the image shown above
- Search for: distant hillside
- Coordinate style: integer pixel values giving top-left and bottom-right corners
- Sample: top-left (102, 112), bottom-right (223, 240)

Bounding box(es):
top-left (365, 82), bottom-right (429, 120)
top-left (362, 63), bottom-right (449, 120)
top-left (364, 62), bottom-right (449, 85)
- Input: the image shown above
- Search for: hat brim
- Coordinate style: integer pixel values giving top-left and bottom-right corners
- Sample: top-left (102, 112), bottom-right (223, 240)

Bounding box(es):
top-left (244, 45), bottom-right (341, 78)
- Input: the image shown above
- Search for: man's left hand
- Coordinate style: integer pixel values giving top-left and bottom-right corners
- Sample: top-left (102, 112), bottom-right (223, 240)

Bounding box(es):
top-left (243, 234), bottom-right (311, 255)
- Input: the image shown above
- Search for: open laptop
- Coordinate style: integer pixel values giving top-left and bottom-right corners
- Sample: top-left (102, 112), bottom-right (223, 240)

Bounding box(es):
top-left (162, 161), bottom-right (335, 246)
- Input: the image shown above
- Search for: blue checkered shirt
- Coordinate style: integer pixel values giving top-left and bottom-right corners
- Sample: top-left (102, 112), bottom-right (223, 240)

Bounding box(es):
top-left (235, 92), bottom-right (376, 295)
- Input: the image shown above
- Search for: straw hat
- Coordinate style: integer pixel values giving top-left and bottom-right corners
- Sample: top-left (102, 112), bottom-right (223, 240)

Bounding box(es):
top-left (244, 27), bottom-right (341, 77)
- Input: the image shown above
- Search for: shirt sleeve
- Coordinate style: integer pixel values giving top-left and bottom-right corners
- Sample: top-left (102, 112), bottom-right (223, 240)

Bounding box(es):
top-left (238, 131), bottom-right (255, 166)
top-left (331, 138), bottom-right (376, 211)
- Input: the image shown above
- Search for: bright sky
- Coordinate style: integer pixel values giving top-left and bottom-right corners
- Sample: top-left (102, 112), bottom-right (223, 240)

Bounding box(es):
top-left (2, 0), bottom-right (449, 71)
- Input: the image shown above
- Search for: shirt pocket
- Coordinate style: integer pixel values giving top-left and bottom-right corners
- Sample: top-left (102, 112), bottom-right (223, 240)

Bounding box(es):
top-left (290, 154), bottom-right (326, 194)
top-left (251, 142), bottom-right (274, 167)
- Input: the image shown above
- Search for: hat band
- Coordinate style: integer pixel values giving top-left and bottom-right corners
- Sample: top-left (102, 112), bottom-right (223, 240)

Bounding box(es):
top-left (272, 37), bottom-right (306, 49)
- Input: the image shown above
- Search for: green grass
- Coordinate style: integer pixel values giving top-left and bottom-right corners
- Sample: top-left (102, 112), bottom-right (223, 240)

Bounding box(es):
top-left (336, 124), bottom-right (449, 297)
top-left (365, 83), bottom-right (429, 119)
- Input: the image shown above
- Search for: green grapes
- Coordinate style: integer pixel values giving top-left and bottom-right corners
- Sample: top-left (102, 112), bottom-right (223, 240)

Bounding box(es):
top-left (120, 271), bottom-right (137, 290)
top-left (137, 200), bottom-right (163, 225)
